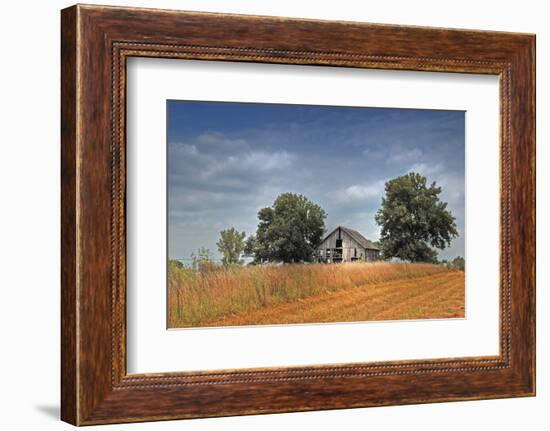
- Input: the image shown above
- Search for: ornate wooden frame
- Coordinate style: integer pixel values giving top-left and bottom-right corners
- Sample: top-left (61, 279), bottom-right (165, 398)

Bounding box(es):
top-left (61, 4), bottom-right (536, 425)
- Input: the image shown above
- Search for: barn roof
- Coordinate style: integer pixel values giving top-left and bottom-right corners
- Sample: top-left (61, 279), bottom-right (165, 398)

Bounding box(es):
top-left (321, 226), bottom-right (380, 251)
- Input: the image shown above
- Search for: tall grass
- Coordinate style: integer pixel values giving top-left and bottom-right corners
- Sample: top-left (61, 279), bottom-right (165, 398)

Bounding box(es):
top-left (168, 261), bottom-right (450, 328)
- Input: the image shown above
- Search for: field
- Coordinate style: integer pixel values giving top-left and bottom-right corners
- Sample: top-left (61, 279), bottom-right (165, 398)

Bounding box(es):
top-left (168, 261), bottom-right (465, 328)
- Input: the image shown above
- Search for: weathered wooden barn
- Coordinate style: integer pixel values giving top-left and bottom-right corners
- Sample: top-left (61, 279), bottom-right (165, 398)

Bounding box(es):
top-left (316, 226), bottom-right (380, 263)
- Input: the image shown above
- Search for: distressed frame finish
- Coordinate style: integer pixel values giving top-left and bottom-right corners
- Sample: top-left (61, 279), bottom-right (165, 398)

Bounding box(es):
top-left (61, 4), bottom-right (535, 426)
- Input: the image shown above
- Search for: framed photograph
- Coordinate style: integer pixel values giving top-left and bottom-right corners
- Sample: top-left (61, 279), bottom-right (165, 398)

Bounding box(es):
top-left (61, 4), bottom-right (535, 425)
top-left (164, 100), bottom-right (467, 329)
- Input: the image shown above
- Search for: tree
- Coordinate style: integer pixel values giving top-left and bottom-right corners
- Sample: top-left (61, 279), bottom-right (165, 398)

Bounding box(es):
top-left (375, 173), bottom-right (458, 263)
top-left (216, 227), bottom-right (246, 266)
top-left (248, 192), bottom-right (326, 263)
top-left (370, 240), bottom-right (389, 261)
top-left (243, 235), bottom-right (257, 258)
top-left (190, 247), bottom-right (216, 272)
top-left (451, 256), bottom-right (465, 271)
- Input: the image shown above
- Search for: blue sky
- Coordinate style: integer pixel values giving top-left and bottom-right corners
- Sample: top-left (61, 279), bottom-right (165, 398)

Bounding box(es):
top-left (167, 101), bottom-right (465, 262)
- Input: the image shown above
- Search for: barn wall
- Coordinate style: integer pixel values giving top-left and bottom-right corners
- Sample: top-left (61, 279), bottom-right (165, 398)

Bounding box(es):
top-left (342, 230), bottom-right (364, 261)
top-left (317, 228), bottom-right (367, 262)
top-left (365, 249), bottom-right (380, 261)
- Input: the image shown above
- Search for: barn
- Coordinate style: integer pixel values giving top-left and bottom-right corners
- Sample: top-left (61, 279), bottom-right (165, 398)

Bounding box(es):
top-left (316, 226), bottom-right (380, 263)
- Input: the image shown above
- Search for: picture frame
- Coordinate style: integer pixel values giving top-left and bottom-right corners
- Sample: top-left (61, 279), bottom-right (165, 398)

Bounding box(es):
top-left (61, 4), bottom-right (535, 425)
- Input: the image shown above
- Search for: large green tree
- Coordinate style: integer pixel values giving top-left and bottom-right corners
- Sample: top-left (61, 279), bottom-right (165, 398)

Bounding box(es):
top-left (248, 192), bottom-right (326, 263)
top-left (216, 227), bottom-right (246, 266)
top-left (375, 173), bottom-right (458, 263)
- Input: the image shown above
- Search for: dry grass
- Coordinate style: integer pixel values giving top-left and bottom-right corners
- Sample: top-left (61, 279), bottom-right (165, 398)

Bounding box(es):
top-left (168, 262), bottom-right (464, 328)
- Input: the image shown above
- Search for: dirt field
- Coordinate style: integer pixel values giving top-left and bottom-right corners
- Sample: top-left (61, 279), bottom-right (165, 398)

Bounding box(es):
top-left (168, 262), bottom-right (464, 328)
top-left (203, 271), bottom-right (464, 326)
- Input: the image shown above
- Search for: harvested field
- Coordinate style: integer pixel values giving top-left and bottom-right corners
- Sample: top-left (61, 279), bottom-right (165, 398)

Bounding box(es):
top-left (168, 262), bottom-right (464, 328)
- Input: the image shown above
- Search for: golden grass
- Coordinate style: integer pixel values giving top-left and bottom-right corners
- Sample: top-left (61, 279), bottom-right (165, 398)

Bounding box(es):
top-left (168, 262), bottom-right (464, 328)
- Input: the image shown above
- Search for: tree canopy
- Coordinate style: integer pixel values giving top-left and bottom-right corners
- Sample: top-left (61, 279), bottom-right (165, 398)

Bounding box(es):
top-left (451, 256), bottom-right (465, 271)
top-left (375, 172), bottom-right (458, 263)
top-left (247, 192), bottom-right (326, 263)
top-left (216, 227), bottom-right (246, 266)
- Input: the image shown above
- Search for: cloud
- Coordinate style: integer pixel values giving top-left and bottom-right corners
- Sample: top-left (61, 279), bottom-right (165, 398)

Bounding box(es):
top-left (167, 132), bottom-right (306, 259)
top-left (386, 147), bottom-right (423, 165)
top-left (194, 132), bottom-right (249, 154)
top-left (237, 151), bottom-right (295, 172)
top-left (407, 162), bottom-right (445, 177)
top-left (169, 135), bottom-right (297, 193)
top-left (362, 147), bottom-right (386, 159)
top-left (200, 150), bottom-right (294, 181)
top-left (435, 172), bottom-right (465, 208)
top-left (341, 180), bottom-right (386, 200)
